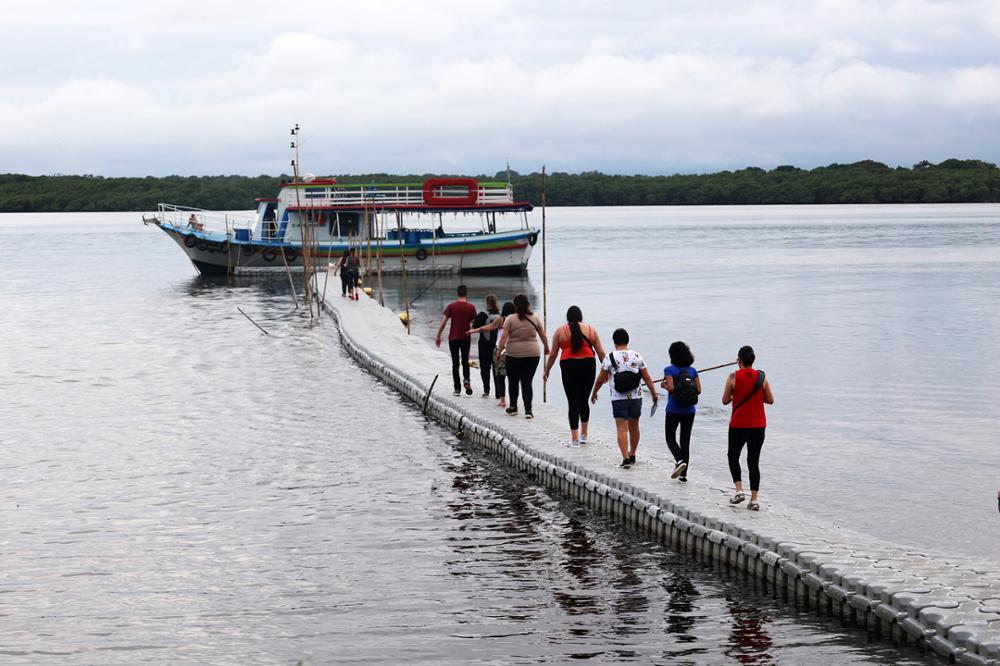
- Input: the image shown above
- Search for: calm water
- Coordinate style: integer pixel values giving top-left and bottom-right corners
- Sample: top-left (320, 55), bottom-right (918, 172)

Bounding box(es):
top-left (0, 206), bottom-right (985, 664)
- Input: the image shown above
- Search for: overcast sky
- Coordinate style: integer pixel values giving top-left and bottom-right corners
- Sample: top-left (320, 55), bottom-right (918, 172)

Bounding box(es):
top-left (2, 0), bottom-right (999, 177)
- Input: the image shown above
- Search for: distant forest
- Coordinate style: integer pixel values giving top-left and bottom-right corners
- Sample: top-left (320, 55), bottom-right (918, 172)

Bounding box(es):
top-left (1, 159), bottom-right (999, 212)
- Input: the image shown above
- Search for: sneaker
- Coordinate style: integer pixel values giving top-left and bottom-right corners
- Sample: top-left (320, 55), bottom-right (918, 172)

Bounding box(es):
top-left (620, 458), bottom-right (633, 468)
top-left (579, 434), bottom-right (588, 444)
top-left (678, 476), bottom-right (688, 483)
top-left (464, 381), bottom-right (472, 396)
top-left (671, 460), bottom-right (688, 479)
top-left (505, 407), bottom-right (519, 416)
top-left (566, 440), bottom-right (580, 448)
top-left (482, 391), bottom-right (490, 398)
top-left (627, 455), bottom-right (636, 466)
top-left (525, 412), bottom-right (534, 420)
top-left (452, 389), bottom-right (461, 397)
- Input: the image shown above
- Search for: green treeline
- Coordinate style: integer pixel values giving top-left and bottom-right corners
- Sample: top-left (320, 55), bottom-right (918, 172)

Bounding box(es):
top-left (2, 159), bottom-right (999, 212)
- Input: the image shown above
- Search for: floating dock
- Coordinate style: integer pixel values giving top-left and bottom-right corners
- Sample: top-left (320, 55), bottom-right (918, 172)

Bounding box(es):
top-left (324, 294), bottom-right (1000, 665)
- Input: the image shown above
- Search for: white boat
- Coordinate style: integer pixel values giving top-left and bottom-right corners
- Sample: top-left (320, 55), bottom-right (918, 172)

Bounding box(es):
top-left (144, 176), bottom-right (538, 276)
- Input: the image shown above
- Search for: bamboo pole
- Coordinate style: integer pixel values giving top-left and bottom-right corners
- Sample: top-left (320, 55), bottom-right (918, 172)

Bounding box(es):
top-left (542, 165), bottom-right (548, 403)
top-left (396, 210), bottom-right (410, 334)
top-left (376, 207), bottom-right (385, 306)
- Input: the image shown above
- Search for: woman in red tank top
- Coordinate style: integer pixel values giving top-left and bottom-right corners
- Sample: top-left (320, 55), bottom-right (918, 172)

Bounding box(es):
top-left (722, 346), bottom-right (774, 511)
top-left (543, 306), bottom-right (606, 446)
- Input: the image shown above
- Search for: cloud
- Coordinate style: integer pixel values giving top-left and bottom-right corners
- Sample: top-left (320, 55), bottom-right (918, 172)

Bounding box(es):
top-left (0, 1), bottom-right (998, 176)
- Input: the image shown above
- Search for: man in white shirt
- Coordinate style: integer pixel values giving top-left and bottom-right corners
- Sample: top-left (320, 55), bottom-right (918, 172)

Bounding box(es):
top-left (590, 328), bottom-right (658, 468)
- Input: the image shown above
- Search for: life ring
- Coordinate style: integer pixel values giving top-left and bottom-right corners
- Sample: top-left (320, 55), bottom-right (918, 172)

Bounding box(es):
top-left (528, 232), bottom-right (538, 246)
top-left (262, 249), bottom-right (277, 262)
top-left (415, 247), bottom-right (428, 261)
top-left (184, 235), bottom-right (198, 248)
top-left (285, 249), bottom-right (298, 263)
top-left (422, 177), bottom-right (479, 206)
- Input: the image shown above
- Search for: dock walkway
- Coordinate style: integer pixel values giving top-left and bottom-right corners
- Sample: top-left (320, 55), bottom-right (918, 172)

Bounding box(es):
top-left (325, 295), bottom-right (1000, 665)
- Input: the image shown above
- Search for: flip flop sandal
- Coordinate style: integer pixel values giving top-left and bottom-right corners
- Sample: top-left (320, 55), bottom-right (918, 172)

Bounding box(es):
top-left (747, 502), bottom-right (760, 511)
top-left (729, 493), bottom-right (746, 505)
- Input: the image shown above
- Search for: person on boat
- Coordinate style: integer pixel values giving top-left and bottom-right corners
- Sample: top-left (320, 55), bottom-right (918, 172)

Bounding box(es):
top-left (543, 306), bottom-right (606, 447)
top-left (495, 294), bottom-right (548, 419)
top-left (722, 346), bottom-right (774, 511)
top-left (435, 285), bottom-right (478, 397)
top-left (590, 328), bottom-right (658, 468)
top-left (661, 341), bottom-right (702, 483)
top-left (468, 294), bottom-right (502, 398)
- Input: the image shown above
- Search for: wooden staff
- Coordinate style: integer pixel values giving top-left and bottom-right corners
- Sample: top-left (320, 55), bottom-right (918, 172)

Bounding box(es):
top-left (396, 210), bottom-right (410, 334)
top-left (541, 165), bottom-right (548, 403)
top-left (376, 207), bottom-right (385, 306)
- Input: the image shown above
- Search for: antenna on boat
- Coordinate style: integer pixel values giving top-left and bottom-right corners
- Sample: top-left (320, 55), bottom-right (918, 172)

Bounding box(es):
top-left (506, 159), bottom-right (512, 187)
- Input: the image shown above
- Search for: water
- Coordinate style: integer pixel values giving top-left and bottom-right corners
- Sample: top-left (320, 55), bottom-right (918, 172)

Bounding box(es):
top-left (0, 207), bottom-right (983, 664)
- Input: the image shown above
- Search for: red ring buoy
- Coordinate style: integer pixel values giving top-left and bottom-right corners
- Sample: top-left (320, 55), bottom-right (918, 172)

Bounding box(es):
top-left (422, 177), bottom-right (478, 206)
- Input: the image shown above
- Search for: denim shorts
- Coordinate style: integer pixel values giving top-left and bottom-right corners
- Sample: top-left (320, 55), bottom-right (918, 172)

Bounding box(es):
top-left (611, 398), bottom-right (642, 420)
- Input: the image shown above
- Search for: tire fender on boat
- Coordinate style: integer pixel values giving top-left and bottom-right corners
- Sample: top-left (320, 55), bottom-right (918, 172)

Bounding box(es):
top-left (285, 249), bottom-right (298, 263)
top-left (196, 240), bottom-right (208, 251)
top-left (415, 247), bottom-right (428, 261)
top-left (528, 232), bottom-right (538, 246)
top-left (262, 249), bottom-right (277, 262)
top-left (184, 235), bottom-right (198, 248)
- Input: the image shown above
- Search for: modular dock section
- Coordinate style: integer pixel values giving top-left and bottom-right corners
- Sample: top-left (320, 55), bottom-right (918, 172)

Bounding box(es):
top-left (324, 295), bottom-right (1000, 665)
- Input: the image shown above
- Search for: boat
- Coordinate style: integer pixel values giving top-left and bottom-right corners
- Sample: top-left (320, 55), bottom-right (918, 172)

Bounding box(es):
top-left (143, 176), bottom-right (538, 276)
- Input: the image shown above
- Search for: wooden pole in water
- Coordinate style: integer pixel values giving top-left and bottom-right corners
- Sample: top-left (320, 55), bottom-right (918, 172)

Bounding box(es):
top-left (541, 165), bottom-right (548, 403)
top-left (396, 210), bottom-right (410, 334)
top-left (376, 207), bottom-right (385, 306)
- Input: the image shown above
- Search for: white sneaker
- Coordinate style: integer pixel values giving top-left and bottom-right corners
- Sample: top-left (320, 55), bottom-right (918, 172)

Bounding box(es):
top-left (579, 434), bottom-right (588, 444)
top-left (566, 440), bottom-right (580, 448)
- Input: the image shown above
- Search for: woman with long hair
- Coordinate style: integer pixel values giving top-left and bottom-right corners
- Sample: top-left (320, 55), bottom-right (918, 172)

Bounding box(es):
top-left (495, 293), bottom-right (548, 419)
top-left (722, 345), bottom-right (774, 511)
top-left (469, 294), bottom-right (502, 397)
top-left (661, 341), bottom-right (701, 482)
top-left (544, 306), bottom-right (606, 446)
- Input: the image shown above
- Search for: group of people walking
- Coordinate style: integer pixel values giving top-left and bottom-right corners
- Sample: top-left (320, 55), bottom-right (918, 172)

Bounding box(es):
top-left (437, 286), bottom-right (775, 510)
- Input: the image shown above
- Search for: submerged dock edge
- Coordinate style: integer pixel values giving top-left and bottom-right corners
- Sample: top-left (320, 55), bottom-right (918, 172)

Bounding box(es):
top-left (323, 299), bottom-right (1000, 665)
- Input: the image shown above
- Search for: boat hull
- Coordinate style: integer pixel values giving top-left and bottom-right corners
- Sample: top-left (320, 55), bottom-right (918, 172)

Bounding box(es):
top-left (155, 223), bottom-right (536, 276)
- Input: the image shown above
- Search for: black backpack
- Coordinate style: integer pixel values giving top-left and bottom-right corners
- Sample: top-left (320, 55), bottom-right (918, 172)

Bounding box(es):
top-left (672, 368), bottom-right (699, 407)
top-left (608, 352), bottom-right (642, 393)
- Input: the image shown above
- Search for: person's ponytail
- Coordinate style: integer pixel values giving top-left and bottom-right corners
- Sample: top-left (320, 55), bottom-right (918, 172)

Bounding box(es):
top-left (566, 305), bottom-right (583, 353)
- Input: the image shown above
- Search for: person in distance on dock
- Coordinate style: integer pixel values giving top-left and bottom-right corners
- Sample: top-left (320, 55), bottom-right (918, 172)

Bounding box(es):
top-left (469, 294), bottom-right (502, 398)
top-left (435, 285), bottom-right (479, 397)
top-left (590, 328), bottom-right (658, 468)
top-left (543, 306), bottom-right (607, 447)
top-left (495, 293), bottom-right (548, 419)
top-left (661, 341), bottom-right (702, 483)
top-left (333, 247), bottom-right (354, 298)
top-left (722, 346), bottom-right (774, 511)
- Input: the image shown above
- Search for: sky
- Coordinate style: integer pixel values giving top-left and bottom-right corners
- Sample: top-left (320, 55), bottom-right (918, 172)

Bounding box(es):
top-left (2, 0), bottom-right (999, 177)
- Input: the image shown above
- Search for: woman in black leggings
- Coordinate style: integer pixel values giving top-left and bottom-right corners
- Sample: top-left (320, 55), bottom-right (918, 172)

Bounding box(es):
top-left (543, 306), bottom-right (606, 446)
top-left (722, 346), bottom-right (774, 511)
top-left (496, 294), bottom-right (548, 418)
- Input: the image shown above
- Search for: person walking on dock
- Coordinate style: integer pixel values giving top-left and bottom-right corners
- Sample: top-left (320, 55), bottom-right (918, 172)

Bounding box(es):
top-left (469, 294), bottom-right (502, 398)
top-left (544, 306), bottom-right (606, 447)
top-left (435, 285), bottom-right (478, 397)
top-left (722, 345), bottom-right (774, 511)
top-left (495, 294), bottom-right (548, 419)
top-left (590, 328), bottom-right (658, 468)
top-left (661, 341), bottom-right (701, 482)
top-left (334, 247), bottom-right (355, 298)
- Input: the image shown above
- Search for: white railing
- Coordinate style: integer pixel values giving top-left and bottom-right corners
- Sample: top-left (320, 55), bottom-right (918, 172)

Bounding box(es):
top-left (153, 203), bottom-right (256, 237)
top-left (285, 183), bottom-right (515, 208)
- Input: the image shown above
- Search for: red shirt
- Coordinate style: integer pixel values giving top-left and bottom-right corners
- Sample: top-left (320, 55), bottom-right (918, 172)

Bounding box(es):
top-left (444, 301), bottom-right (478, 341)
top-left (730, 368), bottom-right (767, 429)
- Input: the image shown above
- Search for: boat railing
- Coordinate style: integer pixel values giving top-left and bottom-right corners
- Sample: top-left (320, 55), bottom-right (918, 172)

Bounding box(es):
top-left (287, 182), bottom-right (515, 208)
top-left (153, 203), bottom-right (256, 237)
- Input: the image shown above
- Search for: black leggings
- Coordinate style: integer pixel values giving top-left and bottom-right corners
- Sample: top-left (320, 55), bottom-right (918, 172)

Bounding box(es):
top-left (478, 341), bottom-right (495, 394)
top-left (340, 270), bottom-right (353, 295)
top-left (665, 412), bottom-right (695, 470)
top-left (728, 427), bottom-right (766, 491)
top-left (449, 339), bottom-right (471, 391)
top-left (560, 357), bottom-right (596, 429)
top-left (505, 355), bottom-right (540, 413)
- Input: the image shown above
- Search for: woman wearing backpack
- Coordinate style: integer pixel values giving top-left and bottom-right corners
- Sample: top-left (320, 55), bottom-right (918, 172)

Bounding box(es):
top-left (722, 345), bottom-right (774, 511)
top-left (661, 341), bottom-right (701, 482)
top-left (495, 294), bottom-right (548, 419)
top-left (543, 305), bottom-right (607, 447)
top-left (469, 294), bottom-right (502, 398)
